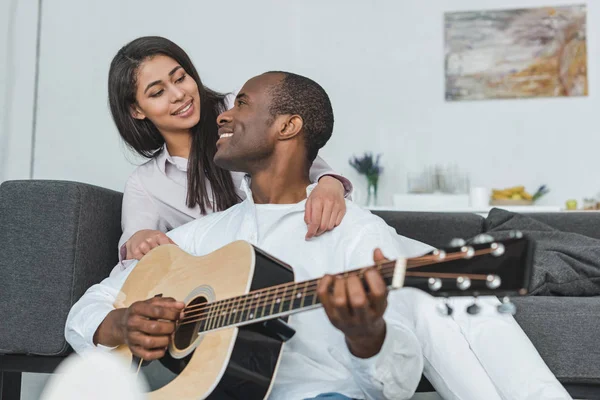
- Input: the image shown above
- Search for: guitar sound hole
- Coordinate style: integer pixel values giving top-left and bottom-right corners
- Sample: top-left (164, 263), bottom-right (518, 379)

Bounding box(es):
top-left (174, 295), bottom-right (207, 351)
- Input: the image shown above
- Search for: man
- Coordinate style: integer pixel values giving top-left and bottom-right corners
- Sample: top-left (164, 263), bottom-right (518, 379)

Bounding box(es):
top-left (66, 72), bottom-right (570, 400)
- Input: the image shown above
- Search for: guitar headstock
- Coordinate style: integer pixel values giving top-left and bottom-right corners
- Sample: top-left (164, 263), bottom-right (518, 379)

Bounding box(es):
top-left (401, 231), bottom-right (533, 314)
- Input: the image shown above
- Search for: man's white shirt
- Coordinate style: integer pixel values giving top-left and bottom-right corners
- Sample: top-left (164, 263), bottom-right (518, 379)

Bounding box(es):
top-left (66, 178), bottom-right (431, 400)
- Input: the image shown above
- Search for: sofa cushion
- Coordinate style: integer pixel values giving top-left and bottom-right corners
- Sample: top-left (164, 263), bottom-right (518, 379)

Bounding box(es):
top-left (0, 180), bottom-right (122, 356)
top-left (512, 296), bottom-right (600, 385)
top-left (373, 211), bottom-right (484, 249)
top-left (485, 208), bottom-right (600, 296)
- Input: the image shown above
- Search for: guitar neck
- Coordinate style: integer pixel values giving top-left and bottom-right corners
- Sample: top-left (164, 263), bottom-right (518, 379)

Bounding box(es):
top-left (183, 240), bottom-right (522, 333)
top-left (192, 273), bottom-right (335, 334)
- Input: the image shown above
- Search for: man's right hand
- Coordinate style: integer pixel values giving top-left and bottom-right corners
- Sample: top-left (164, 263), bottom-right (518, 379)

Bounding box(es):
top-left (94, 297), bottom-right (185, 360)
top-left (126, 230), bottom-right (176, 260)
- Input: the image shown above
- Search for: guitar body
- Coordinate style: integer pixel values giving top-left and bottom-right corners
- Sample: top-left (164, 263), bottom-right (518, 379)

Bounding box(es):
top-left (113, 241), bottom-right (295, 400)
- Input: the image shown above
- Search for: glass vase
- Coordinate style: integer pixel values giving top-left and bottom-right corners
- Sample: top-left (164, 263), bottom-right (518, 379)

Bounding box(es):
top-left (366, 175), bottom-right (379, 207)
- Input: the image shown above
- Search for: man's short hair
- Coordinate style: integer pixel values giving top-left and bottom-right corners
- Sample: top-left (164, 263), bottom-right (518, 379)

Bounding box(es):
top-left (265, 72), bottom-right (334, 163)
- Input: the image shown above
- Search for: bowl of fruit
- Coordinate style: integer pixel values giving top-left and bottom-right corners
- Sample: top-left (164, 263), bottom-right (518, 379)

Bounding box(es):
top-left (491, 185), bottom-right (549, 206)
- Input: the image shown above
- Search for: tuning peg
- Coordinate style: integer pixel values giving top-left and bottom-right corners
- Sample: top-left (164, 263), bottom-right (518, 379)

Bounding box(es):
top-left (472, 234), bottom-right (494, 244)
top-left (436, 299), bottom-right (453, 316)
top-left (449, 238), bottom-right (466, 247)
top-left (466, 298), bottom-right (481, 315)
top-left (485, 274), bottom-right (501, 289)
top-left (456, 276), bottom-right (471, 290)
top-left (432, 249), bottom-right (446, 260)
top-left (509, 230), bottom-right (523, 239)
top-left (461, 246), bottom-right (475, 259)
top-left (491, 243), bottom-right (505, 257)
top-left (497, 296), bottom-right (517, 315)
top-left (428, 277), bottom-right (442, 292)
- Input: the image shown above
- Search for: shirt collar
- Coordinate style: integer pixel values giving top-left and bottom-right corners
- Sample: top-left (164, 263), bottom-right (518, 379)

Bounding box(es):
top-left (155, 144), bottom-right (187, 174)
top-left (240, 174), bottom-right (316, 208)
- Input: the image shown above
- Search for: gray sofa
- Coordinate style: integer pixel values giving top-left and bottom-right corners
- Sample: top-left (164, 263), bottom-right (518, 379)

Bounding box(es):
top-left (0, 180), bottom-right (599, 399)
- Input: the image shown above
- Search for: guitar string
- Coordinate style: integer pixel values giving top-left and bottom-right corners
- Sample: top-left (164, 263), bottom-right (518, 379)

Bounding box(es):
top-left (178, 270), bottom-right (492, 327)
top-left (178, 247), bottom-right (495, 321)
top-left (178, 265), bottom-right (490, 325)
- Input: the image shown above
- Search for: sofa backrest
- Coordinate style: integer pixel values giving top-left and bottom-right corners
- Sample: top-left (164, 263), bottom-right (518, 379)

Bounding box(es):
top-left (0, 180), bottom-right (122, 356)
top-left (374, 210), bottom-right (600, 247)
top-left (372, 211), bottom-right (485, 248)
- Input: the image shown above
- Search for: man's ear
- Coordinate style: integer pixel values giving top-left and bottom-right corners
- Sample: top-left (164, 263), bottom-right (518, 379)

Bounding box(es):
top-left (130, 104), bottom-right (146, 120)
top-left (278, 115), bottom-right (303, 140)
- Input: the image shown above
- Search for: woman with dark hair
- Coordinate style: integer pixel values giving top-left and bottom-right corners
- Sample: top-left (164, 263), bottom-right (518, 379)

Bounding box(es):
top-left (108, 36), bottom-right (352, 260)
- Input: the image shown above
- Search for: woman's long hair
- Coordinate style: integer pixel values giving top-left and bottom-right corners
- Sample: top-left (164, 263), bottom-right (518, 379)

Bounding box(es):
top-left (108, 36), bottom-right (239, 214)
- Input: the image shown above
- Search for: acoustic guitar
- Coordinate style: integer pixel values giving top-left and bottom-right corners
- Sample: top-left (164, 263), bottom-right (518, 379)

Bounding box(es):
top-left (113, 233), bottom-right (532, 399)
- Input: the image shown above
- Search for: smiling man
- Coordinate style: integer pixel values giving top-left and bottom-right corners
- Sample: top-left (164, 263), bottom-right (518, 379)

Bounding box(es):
top-left (66, 71), bottom-right (570, 400)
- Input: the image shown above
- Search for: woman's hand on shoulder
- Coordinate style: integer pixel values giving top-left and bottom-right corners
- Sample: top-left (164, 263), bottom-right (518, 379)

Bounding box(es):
top-left (305, 176), bottom-right (347, 240)
top-left (125, 229), bottom-right (177, 260)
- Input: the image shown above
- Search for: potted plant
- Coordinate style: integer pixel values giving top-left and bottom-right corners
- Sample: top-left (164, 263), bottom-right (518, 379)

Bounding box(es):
top-left (349, 152), bottom-right (383, 206)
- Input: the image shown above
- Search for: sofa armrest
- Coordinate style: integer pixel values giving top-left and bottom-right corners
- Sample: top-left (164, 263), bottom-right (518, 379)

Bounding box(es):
top-left (0, 180), bottom-right (122, 356)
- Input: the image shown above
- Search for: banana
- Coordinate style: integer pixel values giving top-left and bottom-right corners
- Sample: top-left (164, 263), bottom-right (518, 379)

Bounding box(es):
top-left (507, 186), bottom-right (525, 193)
top-left (491, 186), bottom-right (533, 201)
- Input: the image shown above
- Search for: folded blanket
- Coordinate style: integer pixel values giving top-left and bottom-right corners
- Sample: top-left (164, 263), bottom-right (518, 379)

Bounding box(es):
top-left (484, 208), bottom-right (600, 296)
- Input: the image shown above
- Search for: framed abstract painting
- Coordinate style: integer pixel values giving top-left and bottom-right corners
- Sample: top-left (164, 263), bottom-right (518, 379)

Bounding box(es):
top-left (445, 5), bottom-right (587, 101)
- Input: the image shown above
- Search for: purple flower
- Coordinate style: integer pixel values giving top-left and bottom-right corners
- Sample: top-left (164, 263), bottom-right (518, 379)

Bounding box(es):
top-left (349, 152), bottom-right (383, 178)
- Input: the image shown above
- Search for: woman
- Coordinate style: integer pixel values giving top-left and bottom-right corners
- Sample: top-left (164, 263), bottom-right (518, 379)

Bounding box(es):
top-left (108, 36), bottom-right (352, 261)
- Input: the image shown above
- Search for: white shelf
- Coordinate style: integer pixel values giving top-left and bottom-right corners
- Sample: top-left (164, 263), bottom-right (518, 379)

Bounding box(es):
top-left (372, 193), bottom-right (568, 215)
top-left (367, 205), bottom-right (564, 214)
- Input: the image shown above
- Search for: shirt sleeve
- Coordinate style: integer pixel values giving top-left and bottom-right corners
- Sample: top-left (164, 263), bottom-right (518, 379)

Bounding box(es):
top-left (64, 262), bottom-right (138, 354)
top-left (331, 216), bottom-right (429, 399)
top-left (344, 320), bottom-right (423, 400)
top-left (118, 171), bottom-right (164, 260)
top-left (65, 215), bottom-right (214, 355)
top-left (309, 155), bottom-right (353, 198)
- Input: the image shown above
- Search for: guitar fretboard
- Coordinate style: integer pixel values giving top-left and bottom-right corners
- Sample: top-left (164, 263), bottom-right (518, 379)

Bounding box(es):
top-left (193, 261), bottom-right (398, 332)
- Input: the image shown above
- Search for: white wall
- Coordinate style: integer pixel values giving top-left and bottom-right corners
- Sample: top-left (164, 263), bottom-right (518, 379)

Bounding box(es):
top-left (15, 0), bottom-right (600, 205)
top-left (0, 0), bottom-right (14, 179)
top-left (0, 0), bottom-right (39, 182)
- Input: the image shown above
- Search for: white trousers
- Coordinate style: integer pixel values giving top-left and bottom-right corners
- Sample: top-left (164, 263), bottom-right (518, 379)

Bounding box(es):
top-left (395, 289), bottom-right (572, 400)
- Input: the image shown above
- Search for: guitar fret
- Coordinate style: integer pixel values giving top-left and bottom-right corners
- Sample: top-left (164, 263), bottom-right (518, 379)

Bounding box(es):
top-left (311, 280), bottom-right (319, 305)
top-left (269, 287), bottom-right (279, 317)
top-left (216, 300), bottom-right (227, 329)
top-left (289, 283), bottom-right (298, 313)
top-left (249, 292), bottom-right (260, 321)
top-left (207, 301), bottom-right (219, 331)
top-left (226, 296), bottom-right (239, 327)
top-left (278, 286), bottom-right (287, 314)
top-left (239, 292), bottom-right (249, 323)
top-left (206, 302), bottom-right (214, 331)
top-left (260, 288), bottom-right (269, 318)
top-left (222, 300), bottom-right (232, 327)
top-left (251, 293), bottom-right (261, 321)
top-left (299, 281), bottom-right (309, 309)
